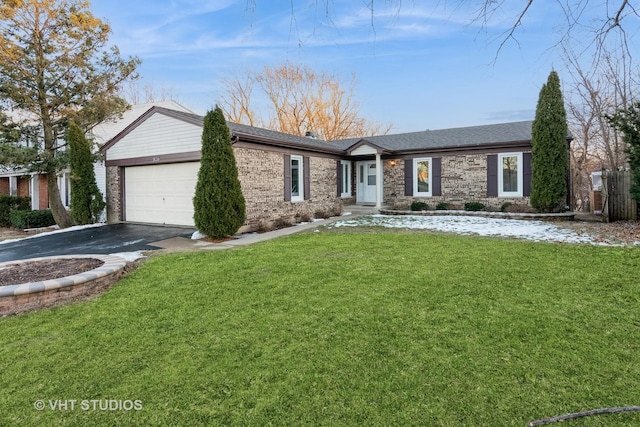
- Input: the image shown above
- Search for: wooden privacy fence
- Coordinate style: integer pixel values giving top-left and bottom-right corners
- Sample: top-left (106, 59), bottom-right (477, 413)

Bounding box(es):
top-left (602, 170), bottom-right (638, 222)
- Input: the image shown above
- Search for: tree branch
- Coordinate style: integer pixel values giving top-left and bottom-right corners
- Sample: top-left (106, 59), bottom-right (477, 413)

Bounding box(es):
top-left (529, 406), bottom-right (640, 426)
top-left (492, 0), bottom-right (533, 62)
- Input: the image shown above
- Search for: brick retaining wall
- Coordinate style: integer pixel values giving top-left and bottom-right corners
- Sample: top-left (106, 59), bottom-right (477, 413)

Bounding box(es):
top-left (0, 255), bottom-right (127, 317)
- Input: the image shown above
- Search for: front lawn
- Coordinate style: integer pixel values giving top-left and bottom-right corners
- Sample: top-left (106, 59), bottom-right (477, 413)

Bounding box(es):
top-left (2, 231), bottom-right (640, 426)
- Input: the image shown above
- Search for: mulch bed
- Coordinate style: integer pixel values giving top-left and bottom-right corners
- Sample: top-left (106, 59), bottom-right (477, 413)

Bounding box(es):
top-left (561, 220), bottom-right (640, 245)
top-left (0, 258), bottom-right (104, 286)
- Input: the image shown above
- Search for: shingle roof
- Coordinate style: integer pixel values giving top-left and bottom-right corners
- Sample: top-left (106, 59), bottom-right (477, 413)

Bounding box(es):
top-left (105, 106), bottom-right (553, 156)
top-left (228, 121), bottom-right (344, 153)
top-left (227, 117), bottom-right (545, 154)
top-left (338, 120), bottom-right (537, 152)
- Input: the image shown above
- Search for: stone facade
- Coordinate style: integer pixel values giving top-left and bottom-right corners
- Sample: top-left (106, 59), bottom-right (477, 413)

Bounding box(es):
top-left (234, 147), bottom-right (341, 231)
top-left (384, 154), bottom-right (531, 210)
top-left (105, 147), bottom-right (342, 230)
top-left (106, 166), bottom-right (122, 222)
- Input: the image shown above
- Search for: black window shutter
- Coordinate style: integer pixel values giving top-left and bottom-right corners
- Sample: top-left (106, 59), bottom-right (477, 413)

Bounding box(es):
top-left (284, 154), bottom-right (291, 201)
top-left (523, 152), bottom-right (532, 197)
top-left (487, 154), bottom-right (498, 197)
top-left (432, 158), bottom-right (442, 196)
top-left (303, 156), bottom-right (311, 200)
top-left (404, 158), bottom-right (413, 196)
top-left (336, 160), bottom-right (342, 196)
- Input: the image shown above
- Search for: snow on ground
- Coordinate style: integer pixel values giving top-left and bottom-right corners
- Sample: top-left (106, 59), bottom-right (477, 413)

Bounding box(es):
top-left (110, 252), bottom-right (145, 262)
top-left (330, 215), bottom-right (607, 245)
top-left (191, 230), bottom-right (206, 240)
top-left (0, 222), bottom-right (105, 245)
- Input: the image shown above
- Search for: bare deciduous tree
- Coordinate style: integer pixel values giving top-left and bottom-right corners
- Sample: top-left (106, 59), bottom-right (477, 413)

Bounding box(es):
top-left (220, 63), bottom-right (391, 140)
top-left (563, 42), bottom-right (639, 209)
top-left (119, 80), bottom-right (179, 105)
top-left (220, 74), bottom-right (257, 127)
top-left (468, 1), bottom-right (638, 59)
top-left (247, 1), bottom-right (638, 56)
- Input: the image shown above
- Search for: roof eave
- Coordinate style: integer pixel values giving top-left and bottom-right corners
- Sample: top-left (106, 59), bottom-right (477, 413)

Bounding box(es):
top-left (232, 131), bottom-right (346, 155)
top-left (391, 139), bottom-right (534, 156)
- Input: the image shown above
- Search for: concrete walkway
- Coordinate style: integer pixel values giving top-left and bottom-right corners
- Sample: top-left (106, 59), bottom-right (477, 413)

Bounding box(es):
top-left (151, 205), bottom-right (381, 253)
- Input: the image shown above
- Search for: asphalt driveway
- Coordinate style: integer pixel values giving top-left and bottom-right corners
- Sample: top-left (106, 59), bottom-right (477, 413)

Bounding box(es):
top-left (0, 223), bottom-right (195, 263)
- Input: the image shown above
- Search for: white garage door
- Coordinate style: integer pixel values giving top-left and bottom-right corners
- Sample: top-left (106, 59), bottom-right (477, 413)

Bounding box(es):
top-left (125, 162), bottom-right (200, 226)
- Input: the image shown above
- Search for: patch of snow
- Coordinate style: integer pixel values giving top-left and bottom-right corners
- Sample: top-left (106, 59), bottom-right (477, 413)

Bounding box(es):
top-left (342, 212), bottom-right (352, 216)
top-left (312, 218), bottom-right (324, 222)
top-left (191, 230), bottom-right (206, 240)
top-left (110, 252), bottom-right (145, 262)
top-left (330, 214), bottom-right (609, 245)
top-left (120, 239), bottom-right (145, 246)
top-left (0, 222), bottom-right (106, 245)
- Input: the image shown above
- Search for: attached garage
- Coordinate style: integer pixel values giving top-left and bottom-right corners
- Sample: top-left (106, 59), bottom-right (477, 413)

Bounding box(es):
top-left (124, 162), bottom-right (200, 226)
top-left (101, 106), bottom-right (346, 231)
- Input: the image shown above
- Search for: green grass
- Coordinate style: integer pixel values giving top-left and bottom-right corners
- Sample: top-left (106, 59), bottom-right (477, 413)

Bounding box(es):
top-left (2, 231), bottom-right (640, 426)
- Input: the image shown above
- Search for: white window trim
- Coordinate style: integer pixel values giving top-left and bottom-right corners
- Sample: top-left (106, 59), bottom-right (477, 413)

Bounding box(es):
top-left (413, 157), bottom-right (432, 197)
top-left (290, 155), bottom-right (304, 202)
top-left (340, 160), bottom-right (352, 198)
top-left (498, 152), bottom-right (523, 198)
top-left (58, 171), bottom-right (71, 208)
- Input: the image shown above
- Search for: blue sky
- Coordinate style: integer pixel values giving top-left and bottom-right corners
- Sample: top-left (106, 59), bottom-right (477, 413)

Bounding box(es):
top-left (90, 1), bottom-right (591, 134)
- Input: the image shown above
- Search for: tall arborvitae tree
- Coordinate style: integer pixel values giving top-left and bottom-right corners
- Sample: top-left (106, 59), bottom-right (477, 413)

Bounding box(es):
top-left (530, 70), bottom-right (570, 212)
top-left (607, 102), bottom-right (640, 201)
top-left (68, 121), bottom-right (105, 224)
top-left (193, 106), bottom-right (246, 238)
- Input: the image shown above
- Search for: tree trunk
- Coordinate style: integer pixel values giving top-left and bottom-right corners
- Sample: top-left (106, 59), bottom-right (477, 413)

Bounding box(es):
top-left (47, 169), bottom-right (73, 228)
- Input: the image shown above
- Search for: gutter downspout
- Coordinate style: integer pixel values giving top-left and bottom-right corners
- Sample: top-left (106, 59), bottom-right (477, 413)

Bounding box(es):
top-left (375, 153), bottom-right (383, 209)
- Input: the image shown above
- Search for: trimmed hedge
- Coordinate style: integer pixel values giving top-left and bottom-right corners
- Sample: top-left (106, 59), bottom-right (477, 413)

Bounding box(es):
top-left (410, 201), bottom-right (428, 211)
top-left (0, 195), bottom-right (31, 227)
top-left (10, 209), bottom-right (55, 229)
top-left (464, 202), bottom-right (485, 211)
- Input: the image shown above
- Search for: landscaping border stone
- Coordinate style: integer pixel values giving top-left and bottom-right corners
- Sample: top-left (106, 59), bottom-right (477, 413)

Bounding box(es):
top-left (0, 254), bottom-right (127, 316)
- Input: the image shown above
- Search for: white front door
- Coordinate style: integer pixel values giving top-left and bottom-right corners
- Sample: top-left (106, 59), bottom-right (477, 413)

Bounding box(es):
top-left (356, 161), bottom-right (377, 204)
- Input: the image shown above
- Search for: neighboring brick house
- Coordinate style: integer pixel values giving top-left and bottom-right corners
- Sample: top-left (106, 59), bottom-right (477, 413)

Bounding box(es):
top-left (100, 106), bottom-right (572, 231)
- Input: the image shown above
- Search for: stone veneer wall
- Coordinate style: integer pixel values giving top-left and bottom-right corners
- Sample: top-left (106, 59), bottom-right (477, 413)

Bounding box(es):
top-left (106, 166), bottom-right (121, 223)
top-left (105, 148), bottom-right (342, 230)
top-left (384, 154), bottom-right (531, 210)
top-left (234, 147), bottom-right (342, 230)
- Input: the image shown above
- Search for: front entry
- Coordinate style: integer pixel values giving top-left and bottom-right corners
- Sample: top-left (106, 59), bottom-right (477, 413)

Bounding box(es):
top-left (356, 161), bottom-right (377, 204)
